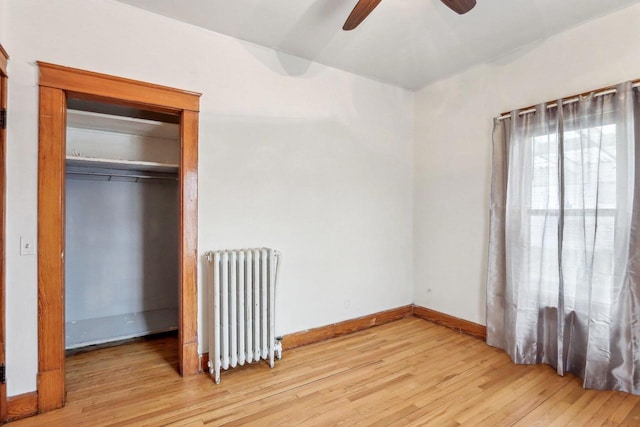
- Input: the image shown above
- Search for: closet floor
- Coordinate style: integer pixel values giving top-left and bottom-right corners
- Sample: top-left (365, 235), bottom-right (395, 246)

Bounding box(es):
top-left (65, 308), bottom-right (178, 349)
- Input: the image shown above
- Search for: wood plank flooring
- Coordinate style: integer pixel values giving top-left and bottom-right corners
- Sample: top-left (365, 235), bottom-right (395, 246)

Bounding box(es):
top-left (11, 317), bottom-right (640, 426)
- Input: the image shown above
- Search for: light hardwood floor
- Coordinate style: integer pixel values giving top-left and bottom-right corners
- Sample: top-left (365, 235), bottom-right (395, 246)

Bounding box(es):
top-left (11, 317), bottom-right (640, 426)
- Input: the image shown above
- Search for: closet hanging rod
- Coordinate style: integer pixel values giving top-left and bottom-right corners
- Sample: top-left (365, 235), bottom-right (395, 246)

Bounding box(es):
top-left (66, 171), bottom-right (178, 181)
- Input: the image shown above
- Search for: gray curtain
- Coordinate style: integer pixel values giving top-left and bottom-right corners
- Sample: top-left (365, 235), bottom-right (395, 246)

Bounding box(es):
top-left (487, 82), bottom-right (640, 394)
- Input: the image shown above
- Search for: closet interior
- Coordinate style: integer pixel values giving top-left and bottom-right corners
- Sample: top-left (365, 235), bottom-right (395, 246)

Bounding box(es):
top-left (64, 99), bottom-right (180, 350)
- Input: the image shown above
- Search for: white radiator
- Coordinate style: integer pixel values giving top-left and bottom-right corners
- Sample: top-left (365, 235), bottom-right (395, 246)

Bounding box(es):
top-left (206, 248), bottom-right (282, 384)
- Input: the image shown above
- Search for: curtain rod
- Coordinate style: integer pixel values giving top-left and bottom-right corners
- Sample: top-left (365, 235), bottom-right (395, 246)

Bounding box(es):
top-left (497, 79), bottom-right (640, 121)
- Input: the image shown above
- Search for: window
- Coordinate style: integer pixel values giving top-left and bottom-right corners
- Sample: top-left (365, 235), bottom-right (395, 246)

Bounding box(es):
top-left (528, 123), bottom-right (617, 311)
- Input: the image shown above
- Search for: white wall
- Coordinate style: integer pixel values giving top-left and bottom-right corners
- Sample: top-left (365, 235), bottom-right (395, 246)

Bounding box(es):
top-left (0, 1), bottom-right (6, 43)
top-left (413, 4), bottom-right (640, 325)
top-left (3, 0), bottom-right (414, 395)
top-left (65, 178), bottom-right (179, 322)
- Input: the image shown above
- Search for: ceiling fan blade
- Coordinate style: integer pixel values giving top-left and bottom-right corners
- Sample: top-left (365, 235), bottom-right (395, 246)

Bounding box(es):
top-left (440, 0), bottom-right (476, 14)
top-left (343, 0), bottom-right (382, 31)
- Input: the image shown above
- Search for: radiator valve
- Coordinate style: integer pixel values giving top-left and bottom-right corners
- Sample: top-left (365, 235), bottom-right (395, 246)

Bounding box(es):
top-left (275, 336), bottom-right (283, 360)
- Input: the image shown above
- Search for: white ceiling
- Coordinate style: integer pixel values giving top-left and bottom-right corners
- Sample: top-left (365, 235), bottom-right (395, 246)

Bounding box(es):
top-left (115, 0), bottom-right (639, 90)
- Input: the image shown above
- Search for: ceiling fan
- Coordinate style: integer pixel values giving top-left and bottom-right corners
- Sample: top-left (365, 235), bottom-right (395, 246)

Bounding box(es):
top-left (343, 0), bottom-right (476, 31)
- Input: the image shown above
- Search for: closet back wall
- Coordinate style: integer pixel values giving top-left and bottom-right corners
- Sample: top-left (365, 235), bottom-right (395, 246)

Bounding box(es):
top-left (65, 178), bottom-right (178, 326)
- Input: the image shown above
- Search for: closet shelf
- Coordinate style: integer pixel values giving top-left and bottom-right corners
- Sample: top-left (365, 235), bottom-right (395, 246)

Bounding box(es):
top-left (66, 156), bottom-right (179, 173)
top-left (67, 109), bottom-right (179, 140)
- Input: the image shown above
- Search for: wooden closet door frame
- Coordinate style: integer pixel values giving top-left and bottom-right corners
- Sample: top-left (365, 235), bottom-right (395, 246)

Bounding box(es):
top-left (37, 62), bottom-right (200, 412)
top-left (0, 43), bottom-right (9, 422)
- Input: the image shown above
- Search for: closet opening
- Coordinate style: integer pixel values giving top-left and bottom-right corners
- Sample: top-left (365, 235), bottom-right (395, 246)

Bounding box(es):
top-left (64, 98), bottom-right (181, 354)
top-left (37, 62), bottom-right (200, 413)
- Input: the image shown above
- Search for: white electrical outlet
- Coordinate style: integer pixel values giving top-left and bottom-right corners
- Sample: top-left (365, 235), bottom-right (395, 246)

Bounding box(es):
top-left (20, 236), bottom-right (36, 255)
